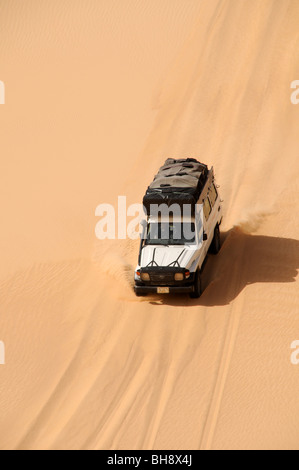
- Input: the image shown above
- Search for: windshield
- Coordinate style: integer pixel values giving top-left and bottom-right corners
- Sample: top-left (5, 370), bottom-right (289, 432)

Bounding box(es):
top-left (145, 222), bottom-right (196, 246)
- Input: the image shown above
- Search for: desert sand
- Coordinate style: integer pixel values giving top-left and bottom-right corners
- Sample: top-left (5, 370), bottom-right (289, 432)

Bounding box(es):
top-left (0, 0), bottom-right (298, 450)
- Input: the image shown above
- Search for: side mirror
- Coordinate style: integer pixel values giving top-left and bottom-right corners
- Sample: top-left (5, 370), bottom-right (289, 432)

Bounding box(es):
top-left (203, 232), bottom-right (208, 241)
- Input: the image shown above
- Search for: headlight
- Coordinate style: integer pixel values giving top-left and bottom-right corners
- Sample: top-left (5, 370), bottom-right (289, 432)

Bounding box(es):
top-left (174, 273), bottom-right (184, 281)
top-left (141, 272), bottom-right (150, 281)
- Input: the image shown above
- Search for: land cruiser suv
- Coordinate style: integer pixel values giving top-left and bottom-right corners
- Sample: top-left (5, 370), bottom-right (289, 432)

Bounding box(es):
top-left (134, 158), bottom-right (222, 298)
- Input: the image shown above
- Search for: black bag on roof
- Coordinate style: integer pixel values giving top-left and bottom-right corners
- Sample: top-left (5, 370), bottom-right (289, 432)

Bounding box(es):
top-left (143, 158), bottom-right (209, 213)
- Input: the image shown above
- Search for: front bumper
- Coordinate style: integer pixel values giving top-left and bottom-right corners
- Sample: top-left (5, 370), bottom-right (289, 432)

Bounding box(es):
top-left (135, 267), bottom-right (196, 295)
top-left (134, 284), bottom-right (194, 295)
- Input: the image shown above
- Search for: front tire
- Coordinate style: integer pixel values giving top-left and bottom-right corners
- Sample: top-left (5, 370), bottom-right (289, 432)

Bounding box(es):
top-left (210, 225), bottom-right (221, 254)
top-left (135, 288), bottom-right (147, 297)
top-left (189, 270), bottom-right (202, 299)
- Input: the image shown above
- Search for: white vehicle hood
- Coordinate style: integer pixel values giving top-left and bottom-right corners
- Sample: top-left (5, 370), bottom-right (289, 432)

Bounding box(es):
top-left (140, 245), bottom-right (200, 269)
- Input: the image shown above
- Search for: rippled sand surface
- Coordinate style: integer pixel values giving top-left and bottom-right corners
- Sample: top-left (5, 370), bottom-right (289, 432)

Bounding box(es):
top-left (0, 0), bottom-right (298, 450)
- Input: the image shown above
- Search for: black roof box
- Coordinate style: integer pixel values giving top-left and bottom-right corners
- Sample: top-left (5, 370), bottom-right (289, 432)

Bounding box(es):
top-left (143, 158), bottom-right (209, 213)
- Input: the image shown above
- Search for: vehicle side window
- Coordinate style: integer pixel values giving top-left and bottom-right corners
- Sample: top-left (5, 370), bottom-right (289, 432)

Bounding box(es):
top-left (203, 197), bottom-right (212, 220)
top-left (209, 183), bottom-right (218, 207)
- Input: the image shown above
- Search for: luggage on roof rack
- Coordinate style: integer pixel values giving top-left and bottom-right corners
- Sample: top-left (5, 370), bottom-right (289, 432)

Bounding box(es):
top-left (143, 158), bottom-right (212, 213)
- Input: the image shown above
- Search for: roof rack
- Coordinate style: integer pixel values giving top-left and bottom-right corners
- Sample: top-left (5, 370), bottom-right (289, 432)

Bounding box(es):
top-left (143, 158), bottom-right (213, 214)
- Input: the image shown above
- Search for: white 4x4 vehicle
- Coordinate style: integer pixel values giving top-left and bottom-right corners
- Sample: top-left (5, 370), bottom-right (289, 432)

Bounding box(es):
top-left (134, 158), bottom-right (222, 298)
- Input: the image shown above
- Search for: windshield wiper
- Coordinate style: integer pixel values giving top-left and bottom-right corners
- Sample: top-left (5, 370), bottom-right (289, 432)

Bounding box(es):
top-left (168, 249), bottom-right (185, 268)
top-left (146, 248), bottom-right (159, 267)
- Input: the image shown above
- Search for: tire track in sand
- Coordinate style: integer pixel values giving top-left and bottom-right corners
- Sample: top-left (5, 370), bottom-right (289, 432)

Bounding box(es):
top-left (200, 232), bottom-right (246, 450)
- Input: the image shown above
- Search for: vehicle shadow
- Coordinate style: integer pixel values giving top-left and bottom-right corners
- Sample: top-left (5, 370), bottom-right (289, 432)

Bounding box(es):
top-left (148, 227), bottom-right (299, 307)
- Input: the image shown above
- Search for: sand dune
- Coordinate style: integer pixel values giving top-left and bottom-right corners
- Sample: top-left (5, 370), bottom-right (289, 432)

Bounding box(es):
top-left (0, 0), bottom-right (298, 450)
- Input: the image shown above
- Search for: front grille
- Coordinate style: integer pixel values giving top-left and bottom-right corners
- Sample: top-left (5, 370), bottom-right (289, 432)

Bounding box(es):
top-left (149, 272), bottom-right (174, 285)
